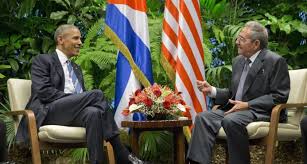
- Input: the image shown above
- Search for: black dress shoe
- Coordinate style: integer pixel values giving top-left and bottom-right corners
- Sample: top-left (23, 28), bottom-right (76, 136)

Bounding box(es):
top-left (128, 154), bottom-right (146, 164)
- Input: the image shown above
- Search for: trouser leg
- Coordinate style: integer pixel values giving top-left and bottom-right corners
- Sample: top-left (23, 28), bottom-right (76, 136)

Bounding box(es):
top-left (221, 110), bottom-right (256, 164)
top-left (187, 110), bottom-right (225, 164)
top-left (44, 90), bottom-right (119, 163)
top-left (301, 116), bottom-right (307, 164)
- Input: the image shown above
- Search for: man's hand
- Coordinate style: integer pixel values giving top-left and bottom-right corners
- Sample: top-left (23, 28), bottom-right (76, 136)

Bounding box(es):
top-left (196, 80), bottom-right (212, 94)
top-left (224, 99), bottom-right (249, 115)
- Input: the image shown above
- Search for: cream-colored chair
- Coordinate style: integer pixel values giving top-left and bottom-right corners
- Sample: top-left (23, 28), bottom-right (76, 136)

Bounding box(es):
top-left (216, 69), bottom-right (307, 164)
top-left (7, 78), bottom-right (115, 164)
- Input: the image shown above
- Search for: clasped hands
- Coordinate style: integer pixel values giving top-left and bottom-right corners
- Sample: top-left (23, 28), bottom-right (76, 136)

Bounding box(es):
top-left (196, 80), bottom-right (249, 115)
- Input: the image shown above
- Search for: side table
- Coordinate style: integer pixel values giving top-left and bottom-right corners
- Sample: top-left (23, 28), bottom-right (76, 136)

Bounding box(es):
top-left (121, 119), bottom-right (192, 164)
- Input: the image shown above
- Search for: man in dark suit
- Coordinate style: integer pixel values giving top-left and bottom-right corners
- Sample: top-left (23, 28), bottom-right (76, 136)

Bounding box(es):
top-left (16, 24), bottom-right (143, 164)
top-left (187, 21), bottom-right (290, 164)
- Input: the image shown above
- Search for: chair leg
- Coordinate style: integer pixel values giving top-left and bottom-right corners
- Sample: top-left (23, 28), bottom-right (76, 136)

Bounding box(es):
top-left (26, 111), bottom-right (42, 164)
top-left (264, 140), bottom-right (276, 164)
top-left (105, 141), bottom-right (115, 164)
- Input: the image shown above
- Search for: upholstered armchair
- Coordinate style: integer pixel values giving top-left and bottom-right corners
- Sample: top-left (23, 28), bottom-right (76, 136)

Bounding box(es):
top-left (216, 69), bottom-right (307, 164)
top-left (7, 78), bottom-right (115, 164)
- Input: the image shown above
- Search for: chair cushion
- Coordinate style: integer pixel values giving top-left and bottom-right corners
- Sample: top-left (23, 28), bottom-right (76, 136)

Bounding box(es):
top-left (39, 125), bottom-right (86, 143)
top-left (217, 121), bottom-right (301, 141)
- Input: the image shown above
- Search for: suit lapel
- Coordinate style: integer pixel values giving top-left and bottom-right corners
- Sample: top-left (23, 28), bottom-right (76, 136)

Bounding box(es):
top-left (52, 52), bottom-right (65, 91)
top-left (52, 52), bottom-right (65, 80)
top-left (242, 50), bottom-right (266, 96)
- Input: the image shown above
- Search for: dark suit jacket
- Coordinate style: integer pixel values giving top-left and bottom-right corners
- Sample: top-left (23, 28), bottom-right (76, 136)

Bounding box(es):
top-left (215, 49), bottom-right (290, 121)
top-left (16, 52), bottom-right (86, 143)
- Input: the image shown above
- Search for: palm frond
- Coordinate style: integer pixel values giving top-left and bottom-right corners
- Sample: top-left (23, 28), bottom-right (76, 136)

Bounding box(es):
top-left (83, 19), bottom-right (104, 48)
top-left (139, 131), bottom-right (173, 163)
top-left (66, 148), bottom-right (88, 163)
top-left (0, 98), bottom-right (15, 149)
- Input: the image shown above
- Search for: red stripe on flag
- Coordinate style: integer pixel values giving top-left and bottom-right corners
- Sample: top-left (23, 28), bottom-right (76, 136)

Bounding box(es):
top-left (161, 43), bottom-right (176, 70)
top-left (163, 19), bottom-right (178, 48)
top-left (180, 1), bottom-right (204, 62)
top-left (108, 0), bottom-right (147, 12)
top-left (176, 60), bottom-right (203, 113)
top-left (165, 0), bottom-right (179, 23)
top-left (178, 27), bottom-right (203, 81)
top-left (192, 0), bottom-right (202, 25)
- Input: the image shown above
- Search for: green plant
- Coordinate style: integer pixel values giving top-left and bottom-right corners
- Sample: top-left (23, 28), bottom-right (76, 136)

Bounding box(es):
top-left (139, 131), bottom-right (173, 163)
top-left (0, 98), bottom-right (15, 149)
top-left (75, 19), bottom-right (117, 100)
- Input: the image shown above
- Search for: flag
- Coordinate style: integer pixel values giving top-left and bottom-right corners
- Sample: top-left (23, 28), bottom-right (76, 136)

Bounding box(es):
top-left (105, 0), bottom-right (154, 128)
top-left (161, 0), bottom-right (207, 123)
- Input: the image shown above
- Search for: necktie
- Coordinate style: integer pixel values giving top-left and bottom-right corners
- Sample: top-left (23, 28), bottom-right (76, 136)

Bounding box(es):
top-left (67, 60), bottom-right (83, 94)
top-left (235, 59), bottom-right (251, 101)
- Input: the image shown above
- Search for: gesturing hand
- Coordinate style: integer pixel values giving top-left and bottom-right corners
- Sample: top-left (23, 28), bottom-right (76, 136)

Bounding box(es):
top-left (224, 99), bottom-right (249, 115)
top-left (196, 80), bottom-right (212, 94)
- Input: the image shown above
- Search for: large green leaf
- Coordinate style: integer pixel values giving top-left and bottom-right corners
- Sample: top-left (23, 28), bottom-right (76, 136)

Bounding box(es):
top-left (50, 11), bottom-right (69, 20)
top-left (8, 58), bottom-right (19, 72)
top-left (0, 73), bottom-right (5, 78)
top-left (52, 0), bottom-right (70, 8)
top-left (17, 0), bottom-right (37, 18)
top-left (0, 65), bottom-right (11, 69)
top-left (74, 0), bottom-right (85, 8)
top-left (67, 15), bottom-right (77, 24)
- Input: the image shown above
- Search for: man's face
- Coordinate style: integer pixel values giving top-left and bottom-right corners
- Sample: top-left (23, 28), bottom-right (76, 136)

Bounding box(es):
top-left (57, 28), bottom-right (82, 58)
top-left (235, 27), bottom-right (259, 57)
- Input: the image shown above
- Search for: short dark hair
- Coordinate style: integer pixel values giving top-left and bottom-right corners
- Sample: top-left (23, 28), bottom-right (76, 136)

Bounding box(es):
top-left (54, 24), bottom-right (79, 44)
top-left (244, 21), bottom-right (268, 49)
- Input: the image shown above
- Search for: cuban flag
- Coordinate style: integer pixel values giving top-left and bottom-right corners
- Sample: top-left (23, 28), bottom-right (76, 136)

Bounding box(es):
top-left (105, 0), bottom-right (154, 128)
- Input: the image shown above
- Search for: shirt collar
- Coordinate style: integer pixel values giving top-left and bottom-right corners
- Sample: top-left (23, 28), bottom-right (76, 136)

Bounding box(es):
top-left (56, 49), bottom-right (69, 65)
top-left (247, 50), bottom-right (261, 64)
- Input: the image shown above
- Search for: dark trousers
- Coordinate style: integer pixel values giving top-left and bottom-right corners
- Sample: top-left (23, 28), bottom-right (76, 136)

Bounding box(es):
top-left (43, 90), bottom-right (119, 163)
top-left (301, 116), bottom-right (307, 164)
top-left (187, 109), bottom-right (256, 164)
top-left (0, 120), bottom-right (7, 162)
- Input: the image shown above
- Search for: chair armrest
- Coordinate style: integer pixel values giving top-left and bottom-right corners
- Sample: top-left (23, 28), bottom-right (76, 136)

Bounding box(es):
top-left (6, 110), bottom-right (37, 131)
top-left (266, 103), bottom-right (307, 143)
top-left (6, 110), bottom-right (35, 117)
top-left (6, 110), bottom-right (40, 150)
top-left (270, 103), bottom-right (307, 126)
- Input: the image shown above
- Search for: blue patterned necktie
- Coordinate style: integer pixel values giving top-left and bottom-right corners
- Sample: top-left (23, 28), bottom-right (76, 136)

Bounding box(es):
top-left (235, 59), bottom-right (251, 101)
top-left (67, 60), bottom-right (83, 94)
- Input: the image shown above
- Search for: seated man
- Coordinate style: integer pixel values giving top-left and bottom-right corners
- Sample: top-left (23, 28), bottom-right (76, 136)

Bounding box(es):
top-left (16, 24), bottom-right (143, 164)
top-left (187, 21), bottom-right (290, 164)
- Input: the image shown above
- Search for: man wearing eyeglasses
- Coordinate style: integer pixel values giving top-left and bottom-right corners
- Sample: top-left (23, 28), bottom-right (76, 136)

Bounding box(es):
top-left (187, 21), bottom-right (290, 164)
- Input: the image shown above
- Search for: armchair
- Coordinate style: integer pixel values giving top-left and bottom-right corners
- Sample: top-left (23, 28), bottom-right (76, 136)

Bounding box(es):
top-left (216, 69), bottom-right (307, 164)
top-left (7, 78), bottom-right (115, 164)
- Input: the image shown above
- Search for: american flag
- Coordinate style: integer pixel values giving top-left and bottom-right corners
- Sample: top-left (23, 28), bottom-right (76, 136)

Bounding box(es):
top-left (161, 0), bottom-right (207, 122)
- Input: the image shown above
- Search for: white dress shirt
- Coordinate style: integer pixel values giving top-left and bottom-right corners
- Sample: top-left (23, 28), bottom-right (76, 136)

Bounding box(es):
top-left (56, 49), bottom-right (75, 93)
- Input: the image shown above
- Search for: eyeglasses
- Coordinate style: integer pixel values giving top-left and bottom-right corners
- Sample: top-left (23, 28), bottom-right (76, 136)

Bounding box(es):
top-left (236, 35), bottom-right (253, 43)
